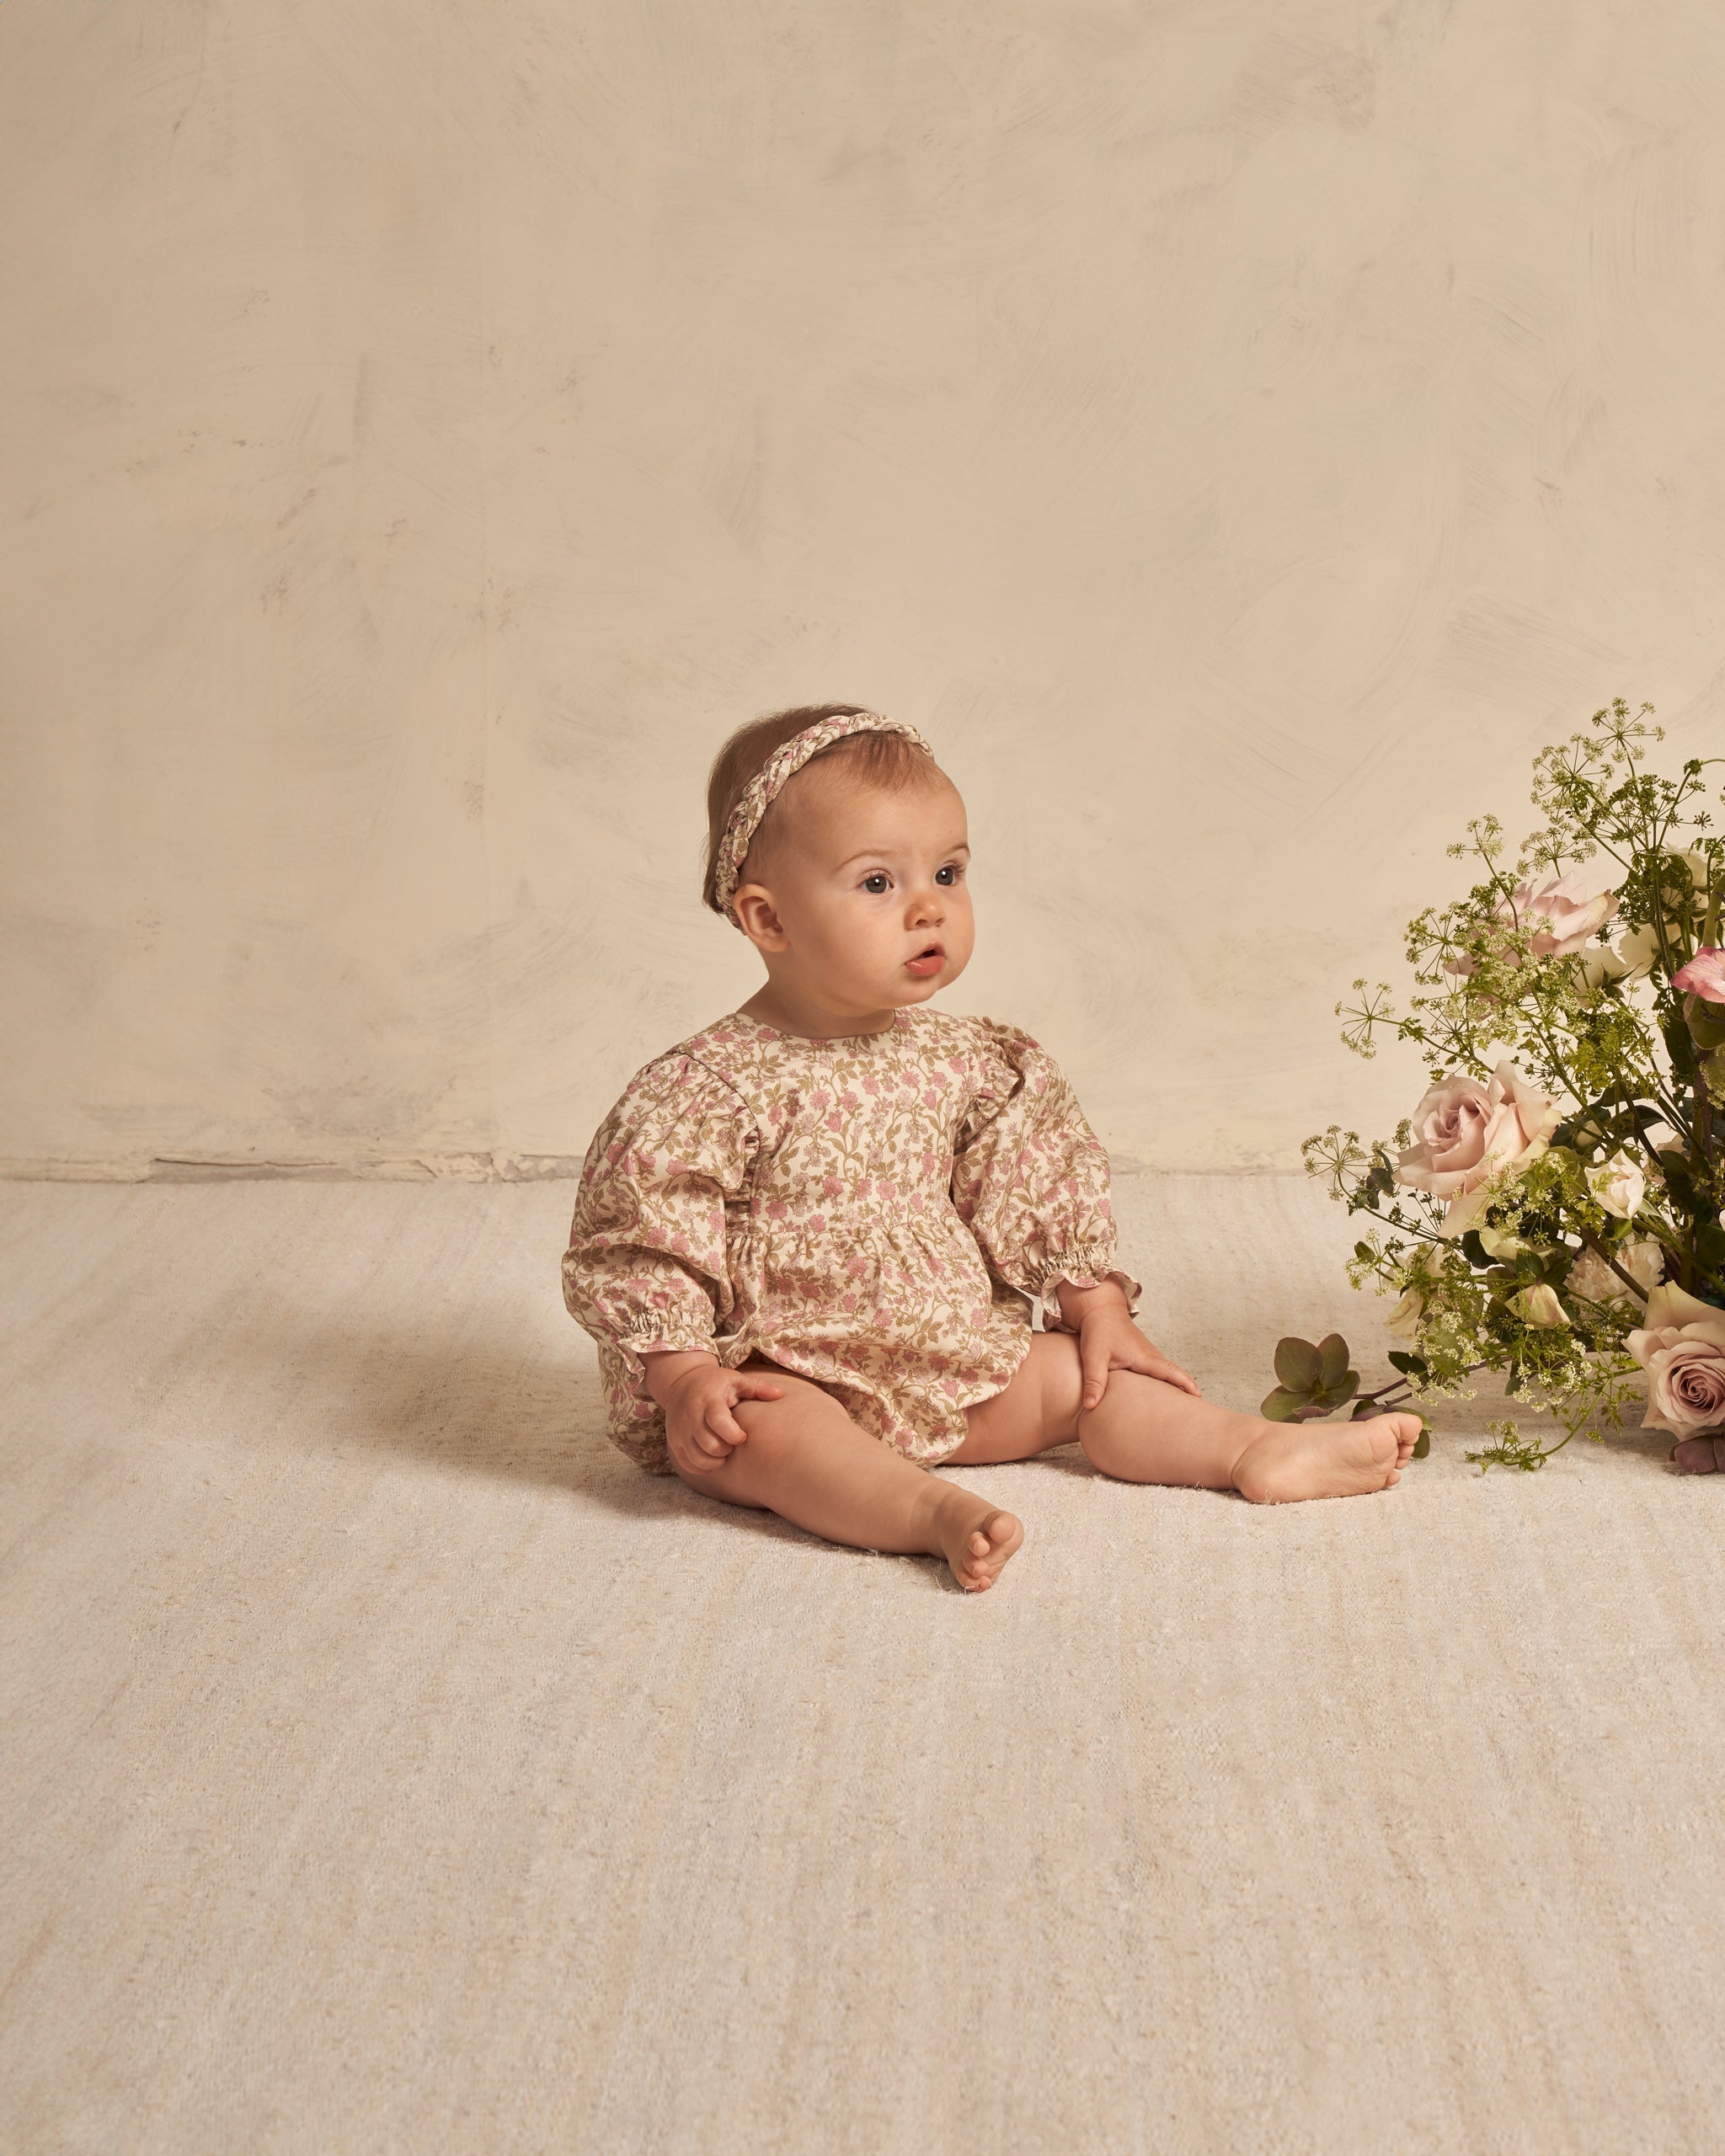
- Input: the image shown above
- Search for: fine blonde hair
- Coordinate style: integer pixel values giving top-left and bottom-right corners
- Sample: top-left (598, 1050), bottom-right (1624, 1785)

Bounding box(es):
top-left (700, 702), bottom-right (946, 916)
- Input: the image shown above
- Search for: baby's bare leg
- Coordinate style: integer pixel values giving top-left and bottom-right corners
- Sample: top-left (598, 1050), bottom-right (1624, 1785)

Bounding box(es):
top-left (1078, 1363), bottom-right (1419, 1501)
top-left (670, 1363), bottom-right (1023, 1591)
top-left (955, 1334), bottom-right (1417, 1500)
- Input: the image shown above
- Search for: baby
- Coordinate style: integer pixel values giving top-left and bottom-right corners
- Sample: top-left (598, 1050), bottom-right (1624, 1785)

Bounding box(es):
top-left (563, 705), bottom-right (1420, 1592)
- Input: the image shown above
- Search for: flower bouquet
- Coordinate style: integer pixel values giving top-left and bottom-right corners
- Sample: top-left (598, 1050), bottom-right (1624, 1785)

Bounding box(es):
top-left (1267, 700), bottom-right (1725, 1472)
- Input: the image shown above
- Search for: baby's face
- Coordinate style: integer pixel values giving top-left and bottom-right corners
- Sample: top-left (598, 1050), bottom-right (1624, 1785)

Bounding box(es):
top-left (738, 773), bottom-right (975, 1016)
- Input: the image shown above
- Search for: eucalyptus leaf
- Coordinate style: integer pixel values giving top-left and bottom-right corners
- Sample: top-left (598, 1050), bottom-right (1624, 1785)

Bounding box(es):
top-left (1260, 1386), bottom-right (1310, 1422)
top-left (1412, 1428), bottom-right (1431, 1460)
top-left (1274, 1337), bottom-right (1323, 1392)
top-left (1312, 1370), bottom-right (1360, 1411)
top-left (1317, 1333), bottom-right (1351, 1390)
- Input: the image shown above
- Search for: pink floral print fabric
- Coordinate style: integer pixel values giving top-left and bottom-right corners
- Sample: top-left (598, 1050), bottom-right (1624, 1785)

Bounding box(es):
top-left (561, 1007), bottom-right (1144, 1473)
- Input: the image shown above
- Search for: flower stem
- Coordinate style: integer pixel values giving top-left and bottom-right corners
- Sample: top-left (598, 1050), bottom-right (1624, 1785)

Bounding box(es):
top-left (1574, 1224), bottom-right (1651, 1305)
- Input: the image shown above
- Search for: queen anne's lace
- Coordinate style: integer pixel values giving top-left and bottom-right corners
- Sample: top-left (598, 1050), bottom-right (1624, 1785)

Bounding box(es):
top-left (713, 711), bottom-right (934, 928)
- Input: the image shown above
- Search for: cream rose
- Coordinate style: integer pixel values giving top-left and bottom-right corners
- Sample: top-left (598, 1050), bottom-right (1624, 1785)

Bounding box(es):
top-left (1612, 918), bottom-right (1664, 987)
top-left (1626, 1282), bottom-right (1725, 1438)
top-left (1395, 1061), bottom-right (1561, 1234)
top-left (1658, 846), bottom-right (1716, 922)
top-left (1509, 1283), bottom-right (1569, 1328)
top-left (1384, 1286), bottom-right (1425, 1342)
top-left (1565, 1235), bottom-right (1664, 1309)
top-left (1575, 945), bottom-right (1632, 993)
top-left (1587, 1150), bottom-right (1647, 1220)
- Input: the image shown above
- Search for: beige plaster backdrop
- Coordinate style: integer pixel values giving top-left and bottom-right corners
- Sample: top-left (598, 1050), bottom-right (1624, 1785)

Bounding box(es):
top-left (3, 1), bottom-right (1723, 1178)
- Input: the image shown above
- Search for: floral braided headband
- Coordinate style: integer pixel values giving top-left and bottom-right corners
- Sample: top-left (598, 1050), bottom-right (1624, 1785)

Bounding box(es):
top-left (713, 709), bottom-right (934, 930)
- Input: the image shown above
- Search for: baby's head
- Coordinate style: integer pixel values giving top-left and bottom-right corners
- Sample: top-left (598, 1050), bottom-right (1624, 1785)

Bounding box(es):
top-left (702, 703), bottom-right (975, 1019)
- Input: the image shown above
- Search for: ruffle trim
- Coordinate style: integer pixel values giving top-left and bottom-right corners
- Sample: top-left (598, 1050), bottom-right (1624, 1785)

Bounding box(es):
top-left (614, 1319), bottom-right (722, 1365)
top-left (1035, 1251), bottom-right (1145, 1333)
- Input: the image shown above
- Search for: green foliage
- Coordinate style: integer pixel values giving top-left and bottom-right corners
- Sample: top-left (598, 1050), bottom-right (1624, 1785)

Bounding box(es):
top-left (1276, 698), bottom-right (1725, 1469)
top-left (1260, 1333), bottom-right (1360, 1421)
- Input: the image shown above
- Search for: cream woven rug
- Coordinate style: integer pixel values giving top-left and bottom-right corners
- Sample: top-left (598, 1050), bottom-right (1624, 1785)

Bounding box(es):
top-left (2, 1176), bottom-right (1721, 2154)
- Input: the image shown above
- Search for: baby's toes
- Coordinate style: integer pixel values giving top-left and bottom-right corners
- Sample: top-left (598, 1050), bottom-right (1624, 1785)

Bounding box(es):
top-left (1387, 1413), bottom-right (1422, 1465)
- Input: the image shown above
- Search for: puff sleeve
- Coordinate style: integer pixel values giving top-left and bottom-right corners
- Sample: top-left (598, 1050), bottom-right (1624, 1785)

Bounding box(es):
top-left (562, 1054), bottom-right (758, 1389)
top-left (950, 1019), bottom-right (1143, 1332)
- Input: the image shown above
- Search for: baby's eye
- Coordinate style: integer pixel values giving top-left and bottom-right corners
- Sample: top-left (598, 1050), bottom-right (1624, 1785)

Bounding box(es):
top-left (862, 873), bottom-right (890, 894)
top-left (936, 863), bottom-right (964, 886)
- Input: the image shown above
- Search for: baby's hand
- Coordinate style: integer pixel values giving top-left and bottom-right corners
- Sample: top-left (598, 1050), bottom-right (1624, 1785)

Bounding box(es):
top-left (663, 1360), bottom-right (786, 1476)
top-left (1076, 1307), bottom-right (1203, 1412)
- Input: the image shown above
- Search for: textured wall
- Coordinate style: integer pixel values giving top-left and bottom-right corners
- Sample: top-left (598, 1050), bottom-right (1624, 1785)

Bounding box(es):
top-left (3, 2), bottom-right (1723, 1177)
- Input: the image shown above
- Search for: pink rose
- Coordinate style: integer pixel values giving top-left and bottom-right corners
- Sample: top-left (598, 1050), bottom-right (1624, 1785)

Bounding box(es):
top-left (1626, 1284), bottom-right (1725, 1436)
top-left (1673, 947), bottom-right (1725, 1003)
top-left (1396, 1060), bottom-right (1560, 1233)
top-left (1446, 865), bottom-right (1620, 976)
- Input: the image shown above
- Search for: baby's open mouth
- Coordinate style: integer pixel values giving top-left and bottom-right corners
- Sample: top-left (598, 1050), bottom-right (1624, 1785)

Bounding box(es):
top-left (905, 944), bottom-right (945, 974)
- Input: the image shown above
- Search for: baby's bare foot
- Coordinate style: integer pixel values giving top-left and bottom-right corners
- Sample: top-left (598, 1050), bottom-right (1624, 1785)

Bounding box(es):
top-left (930, 1484), bottom-right (1023, 1591)
top-left (1231, 1412), bottom-right (1421, 1505)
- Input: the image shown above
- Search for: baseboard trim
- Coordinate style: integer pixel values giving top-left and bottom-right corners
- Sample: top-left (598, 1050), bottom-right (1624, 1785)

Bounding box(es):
top-left (0, 1152), bottom-right (590, 1184)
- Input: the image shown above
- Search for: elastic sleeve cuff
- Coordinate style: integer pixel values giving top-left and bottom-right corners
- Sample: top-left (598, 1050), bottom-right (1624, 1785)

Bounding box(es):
top-left (1036, 1253), bottom-right (1145, 1333)
top-left (613, 1319), bottom-right (722, 1375)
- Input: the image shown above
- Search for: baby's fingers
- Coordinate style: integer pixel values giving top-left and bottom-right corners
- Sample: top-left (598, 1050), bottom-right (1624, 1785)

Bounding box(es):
top-left (700, 1408), bottom-right (744, 1450)
top-left (716, 1374), bottom-right (783, 1439)
top-left (1124, 1348), bottom-right (1202, 1397)
top-left (675, 1430), bottom-right (729, 1475)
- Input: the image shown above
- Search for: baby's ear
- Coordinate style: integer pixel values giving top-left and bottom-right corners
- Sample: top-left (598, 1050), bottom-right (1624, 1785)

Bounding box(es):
top-left (733, 885), bottom-right (788, 949)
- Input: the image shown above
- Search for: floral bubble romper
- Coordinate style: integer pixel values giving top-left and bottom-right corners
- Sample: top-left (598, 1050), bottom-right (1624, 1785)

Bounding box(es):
top-left (561, 1006), bottom-right (1144, 1473)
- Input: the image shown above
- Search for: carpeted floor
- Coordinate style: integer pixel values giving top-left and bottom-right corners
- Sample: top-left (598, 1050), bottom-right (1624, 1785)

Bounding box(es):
top-left (1, 1174), bottom-right (1721, 2154)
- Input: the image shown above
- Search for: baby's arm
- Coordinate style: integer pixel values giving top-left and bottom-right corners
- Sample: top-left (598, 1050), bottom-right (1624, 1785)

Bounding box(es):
top-left (643, 1350), bottom-right (785, 1478)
